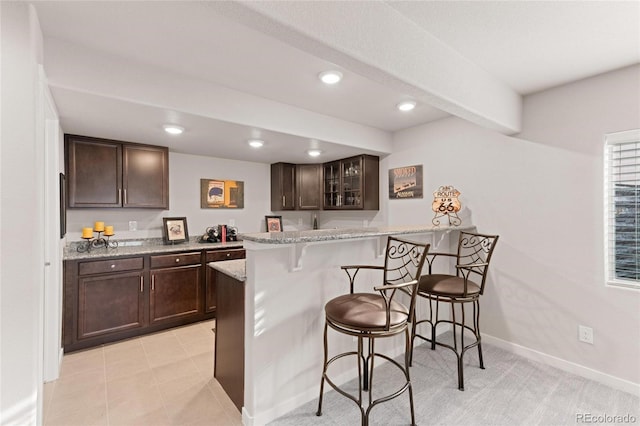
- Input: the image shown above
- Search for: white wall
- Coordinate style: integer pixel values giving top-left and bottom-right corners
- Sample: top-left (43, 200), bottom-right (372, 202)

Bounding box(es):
top-left (67, 151), bottom-right (387, 239)
top-left (387, 65), bottom-right (640, 389)
top-left (0, 3), bottom-right (46, 424)
top-left (67, 152), bottom-right (272, 240)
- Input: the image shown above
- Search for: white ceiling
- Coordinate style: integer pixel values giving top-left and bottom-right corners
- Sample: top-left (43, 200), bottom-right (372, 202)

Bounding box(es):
top-left (32, 1), bottom-right (640, 164)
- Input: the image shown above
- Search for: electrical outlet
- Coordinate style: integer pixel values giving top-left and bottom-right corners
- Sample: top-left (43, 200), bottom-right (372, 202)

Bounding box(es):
top-left (578, 325), bottom-right (594, 344)
top-left (228, 219), bottom-right (235, 226)
top-left (128, 221), bottom-right (137, 231)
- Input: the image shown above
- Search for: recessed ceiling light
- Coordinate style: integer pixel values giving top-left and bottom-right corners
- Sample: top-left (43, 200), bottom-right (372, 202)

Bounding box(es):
top-left (318, 70), bottom-right (343, 85)
top-left (248, 139), bottom-right (264, 148)
top-left (397, 101), bottom-right (417, 112)
top-left (307, 149), bottom-right (322, 157)
top-left (163, 124), bottom-right (184, 135)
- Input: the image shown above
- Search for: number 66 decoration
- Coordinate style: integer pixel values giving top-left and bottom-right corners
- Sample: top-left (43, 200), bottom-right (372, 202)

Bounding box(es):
top-left (432, 185), bottom-right (462, 226)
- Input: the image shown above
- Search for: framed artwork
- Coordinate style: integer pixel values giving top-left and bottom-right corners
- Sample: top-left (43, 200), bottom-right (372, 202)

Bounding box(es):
top-left (265, 215), bottom-right (283, 232)
top-left (162, 217), bottom-right (189, 244)
top-left (389, 165), bottom-right (423, 199)
top-left (59, 173), bottom-right (67, 239)
top-left (200, 179), bottom-right (245, 209)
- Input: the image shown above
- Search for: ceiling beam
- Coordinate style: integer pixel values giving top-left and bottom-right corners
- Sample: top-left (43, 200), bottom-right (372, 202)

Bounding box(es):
top-left (212, 1), bottom-right (522, 134)
top-left (43, 38), bottom-right (392, 154)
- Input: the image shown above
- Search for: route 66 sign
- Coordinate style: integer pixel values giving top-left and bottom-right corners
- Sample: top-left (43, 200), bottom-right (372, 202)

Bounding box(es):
top-left (432, 185), bottom-right (462, 226)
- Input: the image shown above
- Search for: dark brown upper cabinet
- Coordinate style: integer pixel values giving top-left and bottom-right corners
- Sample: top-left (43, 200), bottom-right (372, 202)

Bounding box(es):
top-left (323, 155), bottom-right (379, 210)
top-left (271, 162), bottom-right (322, 211)
top-left (296, 164), bottom-right (322, 210)
top-left (65, 134), bottom-right (169, 209)
top-left (271, 162), bottom-right (296, 211)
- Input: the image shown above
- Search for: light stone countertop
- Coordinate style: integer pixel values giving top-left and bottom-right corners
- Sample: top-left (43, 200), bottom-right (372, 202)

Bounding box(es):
top-left (63, 237), bottom-right (243, 260)
top-left (239, 224), bottom-right (475, 245)
top-left (208, 259), bottom-right (246, 282)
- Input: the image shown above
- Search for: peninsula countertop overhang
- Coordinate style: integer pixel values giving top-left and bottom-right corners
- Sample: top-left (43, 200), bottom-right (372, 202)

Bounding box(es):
top-left (239, 224), bottom-right (475, 245)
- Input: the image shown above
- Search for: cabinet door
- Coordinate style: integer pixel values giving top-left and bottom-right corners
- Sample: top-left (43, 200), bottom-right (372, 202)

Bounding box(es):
top-left (270, 163), bottom-right (296, 211)
top-left (323, 161), bottom-right (341, 209)
top-left (77, 271), bottom-right (145, 340)
top-left (123, 144), bottom-right (169, 209)
top-left (66, 135), bottom-right (122, 208)
top-left (341, 157), bottom-right (363, 209)
top-left (150, 265), bottom-right (202, 325)
top-left (296, 164), bottom-right (322, 210)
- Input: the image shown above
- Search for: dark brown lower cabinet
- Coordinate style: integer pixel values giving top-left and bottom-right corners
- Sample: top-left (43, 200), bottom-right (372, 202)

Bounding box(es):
top-left (150, 265), bottom-right (202, 325)
top-left (63, 247), bottom-right (245, 353)
top-left (77, 271), bottom-right (145, 340)
top-left (214, 270), bottom-right (245, 411)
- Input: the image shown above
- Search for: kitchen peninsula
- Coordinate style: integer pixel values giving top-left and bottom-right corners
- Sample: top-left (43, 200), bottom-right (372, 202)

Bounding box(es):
top-left (233, 224), bottom-right (474, 426)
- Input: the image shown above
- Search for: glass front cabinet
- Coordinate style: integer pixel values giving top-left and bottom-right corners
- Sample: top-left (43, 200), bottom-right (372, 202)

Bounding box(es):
top-left (323, 155), bottom-right (379, 210)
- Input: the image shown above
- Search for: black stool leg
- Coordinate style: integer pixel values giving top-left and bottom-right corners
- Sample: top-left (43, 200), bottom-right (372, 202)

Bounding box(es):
top-left (431, 298), bottom-right (438, 350)
top-left (475, 300), bottom-right (485, 369)
top-left (405, 328), bottom-right (416, 426)
top-left (316, 321), bottom-right (329, 416)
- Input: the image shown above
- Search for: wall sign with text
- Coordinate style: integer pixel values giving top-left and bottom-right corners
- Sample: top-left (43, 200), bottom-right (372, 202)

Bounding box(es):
top-left (432, 185), bottom-right (462, 226)
top-left (389, 165), bottom-right (423, 199)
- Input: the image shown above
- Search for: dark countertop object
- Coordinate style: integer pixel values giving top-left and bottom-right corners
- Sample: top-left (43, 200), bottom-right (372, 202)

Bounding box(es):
top-left (208, 259), bottom-right (246, 282)
top-left (63, 237), bottom-right (244, 260)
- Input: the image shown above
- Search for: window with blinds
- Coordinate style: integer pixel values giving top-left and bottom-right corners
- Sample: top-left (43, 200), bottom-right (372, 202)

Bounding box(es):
top-left (604, 129), bottom-right (639, 289)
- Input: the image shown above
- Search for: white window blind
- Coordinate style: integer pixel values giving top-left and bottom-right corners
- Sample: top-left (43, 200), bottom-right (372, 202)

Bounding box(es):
top-left (604, 129), bottom-right (640, 289)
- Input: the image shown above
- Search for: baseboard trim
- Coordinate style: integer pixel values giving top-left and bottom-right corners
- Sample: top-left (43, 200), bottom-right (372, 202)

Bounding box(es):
top-left (482, 333), bottom-right (640, 398)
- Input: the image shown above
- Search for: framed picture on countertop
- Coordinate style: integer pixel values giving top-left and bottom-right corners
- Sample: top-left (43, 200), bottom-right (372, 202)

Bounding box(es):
top-left (162, 217), bottom-right (189, 244)
top-left (265, 215), bottom-right (283, 232)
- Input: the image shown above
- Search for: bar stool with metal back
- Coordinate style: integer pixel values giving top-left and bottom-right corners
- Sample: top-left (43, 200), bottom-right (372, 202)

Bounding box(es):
top-left (410, 231), bottom-right (499, 391)
top-left (316, 236), bottom-right (430, 426)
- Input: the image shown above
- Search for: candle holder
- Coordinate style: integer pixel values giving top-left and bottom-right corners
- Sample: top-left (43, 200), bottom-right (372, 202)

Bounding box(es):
top-left (77, 230), bottom-right (119, 252)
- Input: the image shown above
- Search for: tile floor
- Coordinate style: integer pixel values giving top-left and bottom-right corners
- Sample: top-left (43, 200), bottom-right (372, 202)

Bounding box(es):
top-left (43, 320), bottom-right (242, 426)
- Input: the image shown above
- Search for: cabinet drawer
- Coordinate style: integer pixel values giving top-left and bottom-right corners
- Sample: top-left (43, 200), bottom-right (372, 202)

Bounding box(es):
top-left (150, 252), bottom-right (201, 269)
top-left (206, 249), bottom-right (246, 262)
top-left (78, 257), bottom-right (144, 276)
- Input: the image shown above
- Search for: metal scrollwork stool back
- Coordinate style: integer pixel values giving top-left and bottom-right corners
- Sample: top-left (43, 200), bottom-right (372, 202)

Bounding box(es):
top-left (410, 231), bottom-right (499, 391)
top-left (316, 236), bottom-right (430, 426)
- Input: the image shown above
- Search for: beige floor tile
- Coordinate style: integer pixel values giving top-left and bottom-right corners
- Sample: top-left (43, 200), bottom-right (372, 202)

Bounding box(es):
top-left (145, 344), bottom-right (190, 368)
top-left (151, 357), bottom-right (200, 384)
top-left (60, 347), bottom-right (105, 377)
top-left (208, 379), bottom-right (241, 417)
top-left (105, 356), bottom-right (150, 382)
top-left (156, 371), bottom-right (212, 402)
top-left (104, 336), bottom-right (144, 352)
top-left (108, 406), bottom-right (170, 426)
top-left (104, 342), bottom-right (147, 366)
top-left (181, 338), bottom-right (214, 357)
top-left (108, 385), bottom-right (165, 424)
top-left (46, 383), bottom-right (108, 425)
top-left (48, 383), bottom-right (107, 418)
top-left (53, 368), bottom-right (106, 399)
top-left (49, 321), bottom-right (230, 426)
top-left (190, 351), bottom-right (214, 376)
top-left (142, 329), bottom-right (179, 344)
top-left (43, 380), bottom-right (56, 419)
top-left (106, 369), bottom-right (157, 404)
top-left (163, 388), bottom-right (229, 426)
top-left (44, 403), bottom-right (108, 426)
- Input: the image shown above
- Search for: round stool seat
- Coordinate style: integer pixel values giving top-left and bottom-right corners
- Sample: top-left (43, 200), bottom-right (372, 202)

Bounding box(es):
top-left (325, 293), bottom-right (409, 331)
top-left (419, 274), bottom-right (481, 297)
